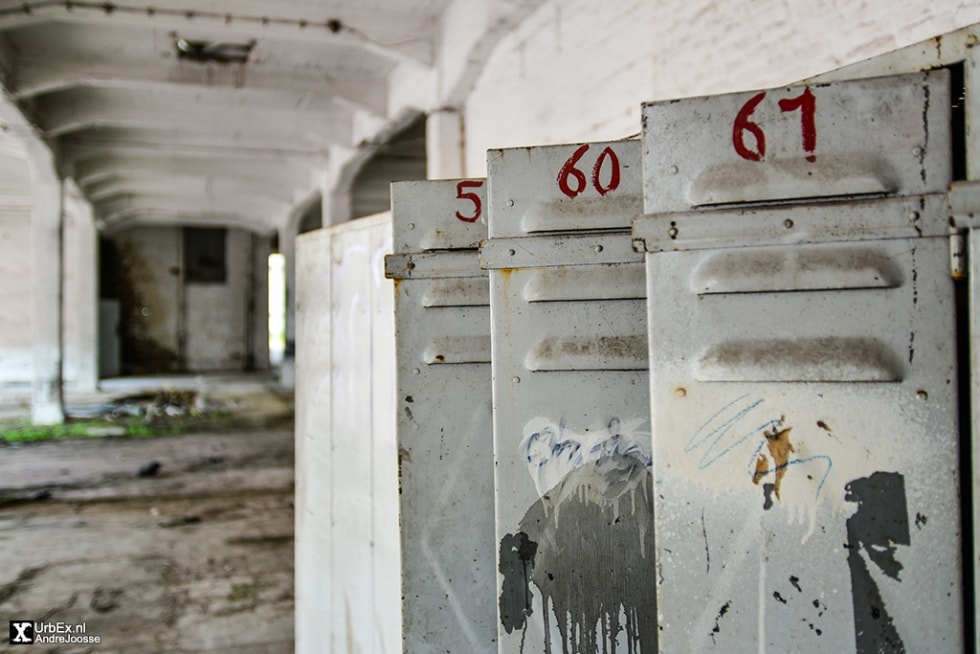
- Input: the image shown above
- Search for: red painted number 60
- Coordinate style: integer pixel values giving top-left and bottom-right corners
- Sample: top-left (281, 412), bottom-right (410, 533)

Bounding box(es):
top-left (557, 144), bottom-right (621, 199)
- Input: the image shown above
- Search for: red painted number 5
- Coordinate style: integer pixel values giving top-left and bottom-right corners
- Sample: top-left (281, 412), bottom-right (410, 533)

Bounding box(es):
top-left (454, 180), bottom-right (483, 223)
top-left (733, 87), bottom-right (817, 163)
top-left (557, 144), bottom-right (621, 199)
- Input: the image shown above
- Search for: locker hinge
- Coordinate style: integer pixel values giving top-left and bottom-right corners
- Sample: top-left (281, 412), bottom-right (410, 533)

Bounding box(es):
top-left (951, 232), bottom-right (967, 280)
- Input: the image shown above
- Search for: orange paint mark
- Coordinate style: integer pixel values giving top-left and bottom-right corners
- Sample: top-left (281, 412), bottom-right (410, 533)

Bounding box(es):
top-left (765, 426), bottom-right (794, 499)
top-left (752, 454), bottom-right (768, 486)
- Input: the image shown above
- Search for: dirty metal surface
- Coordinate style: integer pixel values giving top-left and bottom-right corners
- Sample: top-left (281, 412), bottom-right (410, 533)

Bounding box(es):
top-left (632, 193), bottom-right (949, 253)
top-left (294, 213), bottom-right (399, 654)
top-left (637, 72), bottom-right (962, 652)
top-left (642, 69), bottom-right (951, 214)
top-left (386, 180), bottom-right (497, 654)
top-left (485, 140), bottom-right (657, 653)
top-left (486, 139), bottom-right (643, 239)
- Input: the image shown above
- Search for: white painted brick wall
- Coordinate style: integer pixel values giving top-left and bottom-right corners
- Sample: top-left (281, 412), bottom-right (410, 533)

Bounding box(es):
top-left (462, 0), bottom-right (980, 173)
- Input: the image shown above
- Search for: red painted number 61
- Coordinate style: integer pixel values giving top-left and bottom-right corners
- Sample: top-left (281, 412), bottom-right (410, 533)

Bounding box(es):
top-left (733, 87), bottom-right (817, 163)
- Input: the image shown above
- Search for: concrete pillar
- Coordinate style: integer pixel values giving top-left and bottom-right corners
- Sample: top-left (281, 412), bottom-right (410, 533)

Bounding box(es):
top-left (28, 152), bottom-right (64, 424)
top-left (63, 182), bottom-right (98, 392)
top-left (249, 232), bottom-right (272, 371)
top-left (426, 109), bottom-right (466, 179)
top-left (279, 224), bottom-right (296, 388)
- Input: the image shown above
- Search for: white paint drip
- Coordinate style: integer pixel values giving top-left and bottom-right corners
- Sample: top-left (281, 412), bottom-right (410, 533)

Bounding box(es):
top-left (758, 547), bottom-right (766, 654)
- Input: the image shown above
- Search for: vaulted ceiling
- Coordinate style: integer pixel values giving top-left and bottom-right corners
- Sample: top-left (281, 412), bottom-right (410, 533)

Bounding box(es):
top-left (0, 0), bottom-right (537, 233)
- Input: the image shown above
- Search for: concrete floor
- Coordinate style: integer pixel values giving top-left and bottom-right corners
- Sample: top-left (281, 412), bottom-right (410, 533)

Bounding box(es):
top-left (0, 374), bottom-right (295, 653)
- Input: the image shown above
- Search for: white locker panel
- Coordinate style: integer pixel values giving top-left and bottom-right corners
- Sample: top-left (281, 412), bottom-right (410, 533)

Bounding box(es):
top-left (635, 72), bottom-right (962, 653)
top-left (295, 213), bottom-right (400, 654)
top-left (385, 179), bottom-right (497, 654)
top-left (643, 70), bottom-right (951, 214)
top-left (484, 140), bottom-right (657, 653)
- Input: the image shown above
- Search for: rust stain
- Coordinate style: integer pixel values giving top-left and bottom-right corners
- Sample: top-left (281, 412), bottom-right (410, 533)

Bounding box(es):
top-left (397, 447), bottom-right (412, 496)
top-left (752, 454), bottom-right (769, 486)
top-left (765, 425), bottom-right (795, 499)
top-left (751, 421), bottom-right (795, 500)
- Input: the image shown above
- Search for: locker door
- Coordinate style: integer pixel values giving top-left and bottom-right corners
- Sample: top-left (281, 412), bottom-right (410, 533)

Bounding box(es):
top-left (483, 140), bottom-right (657, 653)
top-left (385, 179), bottom-right (497, 653)
top-left (634, 70), bottom-right (962, 652)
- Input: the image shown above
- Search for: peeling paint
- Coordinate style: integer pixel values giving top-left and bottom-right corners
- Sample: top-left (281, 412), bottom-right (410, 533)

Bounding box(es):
top-left (498, 531), bottom-right (538, 636)
top-left (502, 416), bottom-right (657, 652)
top-left (845, 471), bottom-right (909, 653)
top-left (501, 455), bottom-right (657, 653)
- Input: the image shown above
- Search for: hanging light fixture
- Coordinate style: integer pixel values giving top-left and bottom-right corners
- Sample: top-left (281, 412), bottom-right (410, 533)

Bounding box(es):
top-left (175, 37), bottom-right (255, 64)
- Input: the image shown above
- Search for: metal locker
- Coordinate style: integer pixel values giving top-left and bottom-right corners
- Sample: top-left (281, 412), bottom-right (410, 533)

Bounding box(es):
top-left (483, 140), bottom-right (657, 653)
top-left (295, 213), bottom-right (400, 654)
top-left (633, 70), bottom-right (963, 652)
top-left (384, 179), bottom-right (497, 653)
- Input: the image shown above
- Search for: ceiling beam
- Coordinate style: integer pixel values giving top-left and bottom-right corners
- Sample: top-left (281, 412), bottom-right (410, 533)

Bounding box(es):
top-left (100, 209), bottom-right (278, 235)
top-left (59, 133), bottom-right (327, 172)
top-left (77, 167), bottom-right (305, 191)
top-left (0, 2), bottom-right (433, 65)
top-left (84, 173), bottom-right (296, 204)
top-left (69, 150), bottom-right (315, 187)
top-left (34, 87), bottom-right (354, 145)
top-left (94, 192), bottom-right (287, 225)
top-left (13, 55), bottom-right (388, 115)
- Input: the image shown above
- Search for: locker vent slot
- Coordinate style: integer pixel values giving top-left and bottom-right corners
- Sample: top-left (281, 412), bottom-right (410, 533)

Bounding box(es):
top-left (696, 337), bottom-right (903, 382)
top-left (525, 335), bottom-right (648, 371)
top-left (692, 247), bottom-right (902, 294)
top-left (422, 279), bottom-right (490, 307)
top-left (423, 336), bottom-right (492, 364)
top-left (688, 155), bottom-right (897, 207)
top-left (519, 196), bottom-right (641, 233)
top-left (524, 264), bottom-right (646, 302)
top-left (419, 231), bottom-right (483, 251)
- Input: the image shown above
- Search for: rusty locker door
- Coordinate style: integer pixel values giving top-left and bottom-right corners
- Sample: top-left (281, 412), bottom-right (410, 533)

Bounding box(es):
top-left (385, 179), bottom-right (497, 653)
top-left (634, 70), bottom-right (963, 652)
top-left (483, 140), bottom-right (657, 653)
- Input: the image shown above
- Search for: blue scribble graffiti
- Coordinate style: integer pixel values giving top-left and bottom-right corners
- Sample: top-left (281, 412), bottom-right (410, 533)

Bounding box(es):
top-left (686, 395), bottom-right (833, 503)
top-left (521, 416), bottom-right (651, 497)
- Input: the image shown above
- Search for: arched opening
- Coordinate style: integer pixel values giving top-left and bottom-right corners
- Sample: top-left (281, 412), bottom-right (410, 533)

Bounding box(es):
top-left (349, 116), bottom-right (427, 220)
